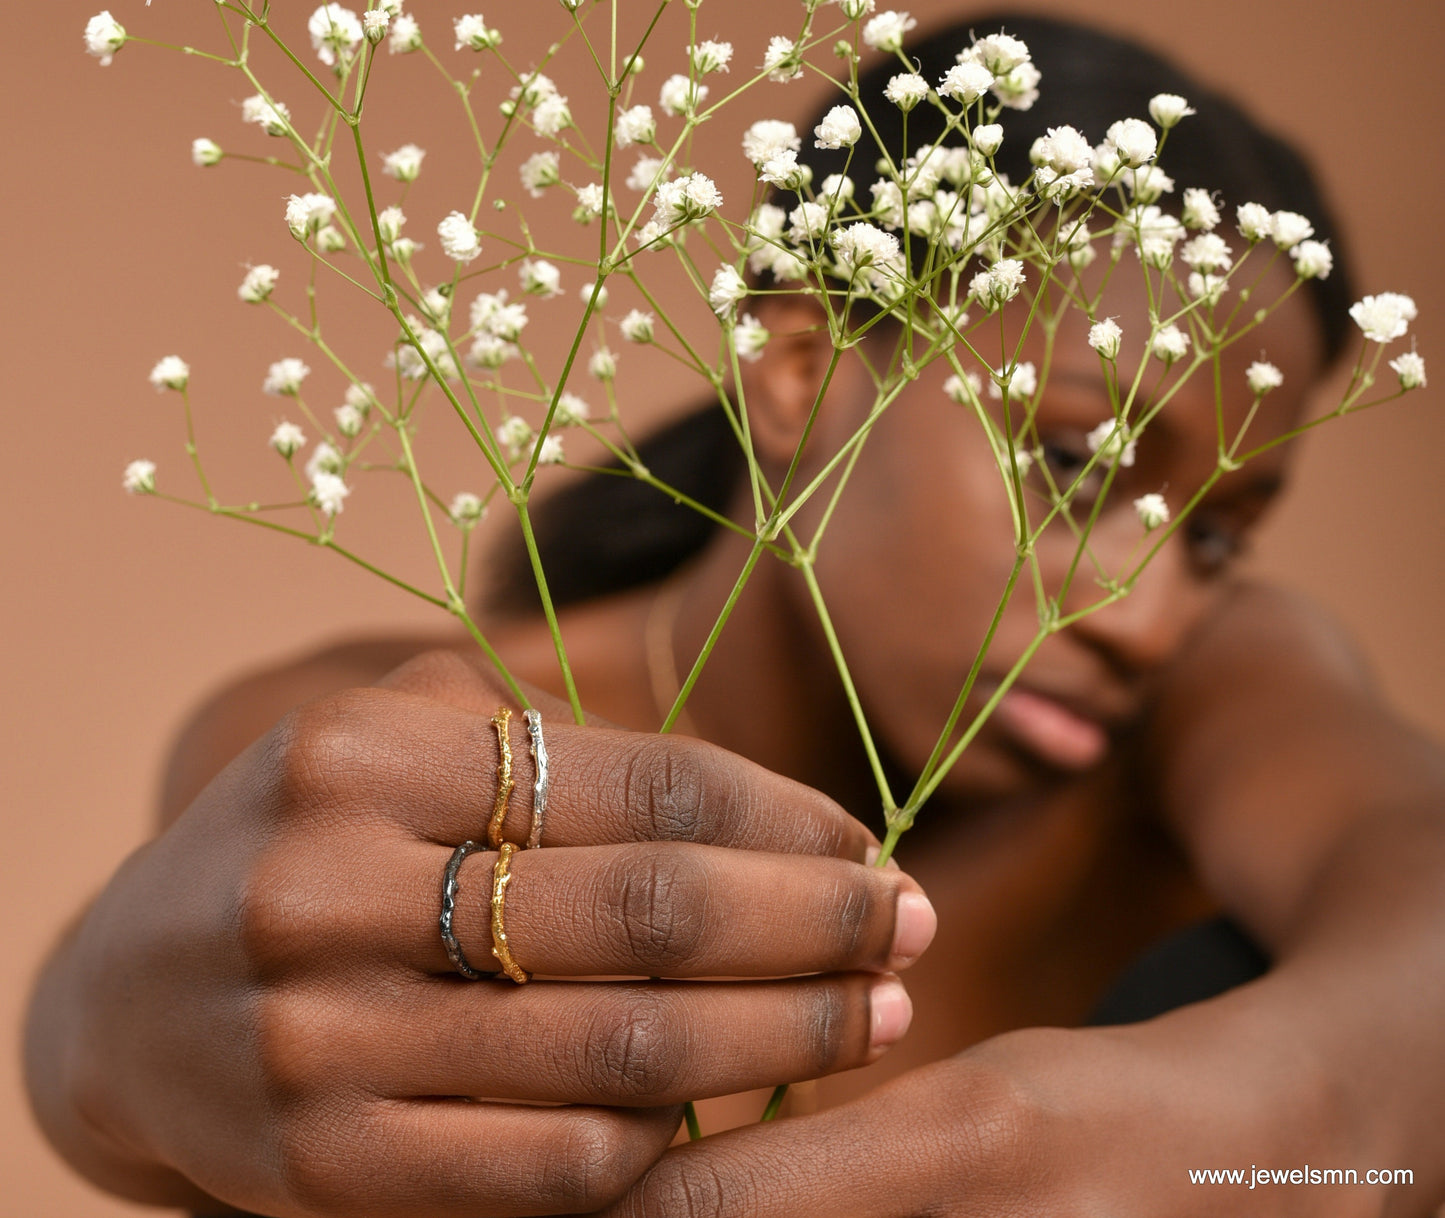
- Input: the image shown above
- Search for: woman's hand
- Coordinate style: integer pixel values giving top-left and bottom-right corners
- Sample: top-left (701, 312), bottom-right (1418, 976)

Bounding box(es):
top-left (597, 1006), bottom-right (1379, 1218)
top-left (25, 648), bottom-right (934, 1217)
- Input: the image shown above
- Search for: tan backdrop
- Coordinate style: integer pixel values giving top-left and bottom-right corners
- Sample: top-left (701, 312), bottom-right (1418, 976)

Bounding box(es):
top-left (4, 1), bottom-right (1442, 1212)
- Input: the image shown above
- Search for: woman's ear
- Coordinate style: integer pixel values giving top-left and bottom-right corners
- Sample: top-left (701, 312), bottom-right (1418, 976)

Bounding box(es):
top-left (735, 292), bottom-right (851, 468)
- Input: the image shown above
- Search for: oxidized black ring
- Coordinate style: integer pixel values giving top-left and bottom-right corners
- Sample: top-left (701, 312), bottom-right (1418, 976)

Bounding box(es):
top-left (440, 840), bottom-right (483, 980)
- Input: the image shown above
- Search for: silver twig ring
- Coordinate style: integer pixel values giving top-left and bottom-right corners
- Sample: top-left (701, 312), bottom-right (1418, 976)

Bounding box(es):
top-left (524, 709), bottom-right (549, 849)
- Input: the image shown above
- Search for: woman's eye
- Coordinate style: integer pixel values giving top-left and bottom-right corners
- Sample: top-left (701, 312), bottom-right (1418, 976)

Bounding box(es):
top-left (1185, 515), bottom-right (1244, 575)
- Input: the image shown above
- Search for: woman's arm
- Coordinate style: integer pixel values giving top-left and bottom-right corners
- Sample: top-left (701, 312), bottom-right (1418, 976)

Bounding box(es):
top-left (594, 582), bottom-right (1445, 1216)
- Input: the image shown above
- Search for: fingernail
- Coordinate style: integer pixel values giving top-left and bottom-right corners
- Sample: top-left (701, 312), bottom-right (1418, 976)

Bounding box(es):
top-left (864, 844), bottom-right (901, 870)
top-left (869, 977), bottom-right (913, 1052)
top-left (890, 891), bottom-right (937, 968)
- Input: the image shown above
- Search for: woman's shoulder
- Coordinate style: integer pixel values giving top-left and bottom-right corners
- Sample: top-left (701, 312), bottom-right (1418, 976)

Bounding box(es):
top-left (158, 631), bottom-right (462, 827)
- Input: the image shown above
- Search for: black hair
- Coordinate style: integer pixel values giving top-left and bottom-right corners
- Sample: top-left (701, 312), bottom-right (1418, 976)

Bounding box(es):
top-left (490, 12), bottom-right (1355, 614)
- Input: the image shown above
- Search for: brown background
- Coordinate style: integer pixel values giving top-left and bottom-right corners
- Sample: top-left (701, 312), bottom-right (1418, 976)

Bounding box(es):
top-left (4, 1), bottom-right (1442, 1213)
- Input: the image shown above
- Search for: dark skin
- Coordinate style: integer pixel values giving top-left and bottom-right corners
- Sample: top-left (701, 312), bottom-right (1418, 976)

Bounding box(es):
top-left (24, 272), bottom-right (1445, 1215)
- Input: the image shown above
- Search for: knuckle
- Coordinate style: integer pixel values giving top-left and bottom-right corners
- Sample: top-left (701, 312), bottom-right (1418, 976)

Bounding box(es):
top-left (260, 690), bottom-right (379, 815)
top-left (824, 874), bottom-right (879, 968)
top-left (252, 987), bottom-right (340, 1101)
top-left (801, 982), bottom-right (850, 1077)
top-left (620, 736), bottom-right (710, 843)
top-left (631, 1153), bottom-right (751, 1218)
top-left (600, 846), bottom-right (708, 974)
top-left (378, 646), bottom-right (493, 702)
top-left (273, 1096), bottom-right (367, 1215)
top-left (951, 1054), bottom-right (1048, 1183)
top-left (580, 990), bottom-right (685, 1102)
top-left (539, 1111), bottom-right (642, 1212)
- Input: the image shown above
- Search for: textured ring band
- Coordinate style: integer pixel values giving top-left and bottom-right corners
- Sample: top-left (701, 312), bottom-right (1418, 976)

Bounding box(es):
top-left (487, 706), bottom-right (516, 849)
top-left (523, 709), bottom-right (549, 849)
top-left (439, 840), bottom-right (483, 980)
top-left (490, 842), bottom-right (530, 984)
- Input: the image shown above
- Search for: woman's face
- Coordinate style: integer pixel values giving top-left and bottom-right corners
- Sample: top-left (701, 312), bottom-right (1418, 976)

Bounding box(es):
top-left (795, 265), bottom-right (1325, 802)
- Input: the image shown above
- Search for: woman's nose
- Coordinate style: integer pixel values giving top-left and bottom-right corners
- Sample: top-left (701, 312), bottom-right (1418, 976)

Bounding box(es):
top-left (1058, 524), bottom-right (1212, 676)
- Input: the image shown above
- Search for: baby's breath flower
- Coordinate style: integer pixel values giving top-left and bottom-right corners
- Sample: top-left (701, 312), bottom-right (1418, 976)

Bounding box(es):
top-left (309, 471), bottom-right (351, 517)
top-left (1181, 187), bottom-right (1220, 231)
top-left (969, 32), bottom-right (1031, 74)
top-left (449, 491), bottom-right (485, 526)
top-left (990, 61), bottom-right (1041, 110)
top-left (838, 0), bottom-right (876, 18)
top-left (814, 105), bottom-right (862, 149)
top-left (588, 347), bottom-right (616, 380)
top-left (709, 265), bottom-right (749, 316)
top-left (989, 360), bottom-right (1037, 401)
top-left (498, 415), bottom-right (534, 461)
top-left (883, 72), bottom-right (930, 111)
top-left (395, 328), bottom-right (459, 380)
top-left (1187, 272), bottom-right (1227, 305)
top-left (149, 355), bottom-right (190, 392)
top-left (742, 119), bottom-right (800, 168)
top-left (614, 104), bottom-right (656, 148)
top-left (239, 264), bottom-right (280, 303)
top-left (334, 404), bottom-right (365, 437)
top-left (819, 173), bottom-right (855, 205)
top-left (659, 73), bottom-right (708, 117)
top-left (285, 192), bottom-right (336, 239)
top-left (863, 11), bottom-right (916, 52)
top-left (580, 278), bottom-right (609, 308)
top-left (1121, 204), bottom-right (1184, 268)
top-left (1134, 492), bottom-right (1169, 530)
top-left (1291, 240), bottom-right (1333, 280)
top-left (627, 155), bottom-right (667, 192)
top-left (392, 236), bottom-right (420, 264)
top-left (690, 39), bottom-right (733, 75)
top-left (388, 13), bottom-right (422, 53)
top-left (556, 391), bottom-right (592, 423)
top-left (1235, 202), bottom-right (1273, 242)
top-left (471, 290), bottom-right (528, 340)
top-left (976, 257), bottom-right (1026, 305)
top-left (305, 442), bottom-right (344, 479)
top-left (382, 143), bottom-right (425, 182)
top-left (1269, 210), bottom-right (1314, 248)
top-left (308, 5), bottom-right (364, 68)
top-left (420, 286), bottom-right (451, 326)
top-left (570, 183), bottom-right (603, 222)
top-left (762, 36), bottom-right (803, 82)
top-left (519, 150), bottom-right (561, 197)
top-left (1124, 165), bottom-right (1172, 204)
top-left (532, 94), bottom-right (572, 136)
top-left (269, 421), bottom-right (306, 458)
top-left (519, 258), bottom-right (561, 298)
top-left (1180, 233), bottom-right (1233, 274)
top-left (1147, 93), bottom-right (1194, 129)
top-left (373, 0), bottom-right (403, 15)
top-left (1349, 292), bottom-right (1417, 343)
top-left (345, 383), bottom-right (376, 414)
top-left (468, 334), bottom-right (516, 369)
top-left (1150, 324), bottom-right (1190, 364)
top-left (537, 435), bottom-right (566, 465)
top-left (971, 124), bottom-right (1004, 156)
top-left (362, 10), bottom-right (390, 43)
top-left (733, 314), bottom-right (770, 361)
top-left (653, 172), bottom-right (724, 224)
top-left (122, 459), bottom-right (156, 494)
top-left (453, 14), bottom-right (500, 51)
top-left (1030, 126), bottom-right (1090, 175)
top-left (242, 95), bottom-right (292, 137)
top-left (377, 205), bottom-right (406, 245)
top-left (939, 60), bottom-right (994, 104)
top-left (437, 211), bottom-right (482, 263)
top-left (759, 149), bottom-right (806, 189)
top-left (316, 225), bottom-right (347, 253)
top-left (1390, 349), bottom-right (1427, 390)
top-left (1246, 361), bottom-right (1283, 395)
top-left (831, 222), bottom-right (900, 272)
top-left (1088, 318), bottom-right (1122, 360)
top-left (264, 358), bottom-right (311, 397)
top-left (943, 371), bottom-right (983, 404)
top-left (620, 309), bottom-right (655, 343)
top-left (1086, 420), bottom-right (1137, 467)
top-left (85, 12), bottom-right (127, 66)
top-left (788, 200), bottom-right (829, 243)
top-left (191, 138), bottom-right (223, 167)
top-left (1106, 118), bottom-right (1157, 167)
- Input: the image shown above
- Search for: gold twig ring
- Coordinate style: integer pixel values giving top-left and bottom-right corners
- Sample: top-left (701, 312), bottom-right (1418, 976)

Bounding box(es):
top-left (490, 842), bottom-right (530, 984)
top-left (488, 706), bottom-right (515, 849)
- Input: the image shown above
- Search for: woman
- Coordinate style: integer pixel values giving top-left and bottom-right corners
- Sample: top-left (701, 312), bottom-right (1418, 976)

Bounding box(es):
top-left (26, 13), bottom-right (1445, 1216)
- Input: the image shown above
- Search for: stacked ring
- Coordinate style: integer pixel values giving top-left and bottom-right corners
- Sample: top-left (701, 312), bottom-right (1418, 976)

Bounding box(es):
top-left (439, 840), bottom-right (483, 980)
top-left (524, 708), bottom-right (549, 850)
top-left (487, 707), bottom-right (515, 850)
top-left (490, 842), bottom-right (530, 984)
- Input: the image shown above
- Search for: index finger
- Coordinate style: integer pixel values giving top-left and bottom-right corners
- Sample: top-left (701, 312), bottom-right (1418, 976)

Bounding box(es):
top-left (349, 650), bottom-right (879, 859)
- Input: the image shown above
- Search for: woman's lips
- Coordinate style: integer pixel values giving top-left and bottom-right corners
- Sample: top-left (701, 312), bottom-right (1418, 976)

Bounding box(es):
top-left (991, 685), bottom-right (1110, 770)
